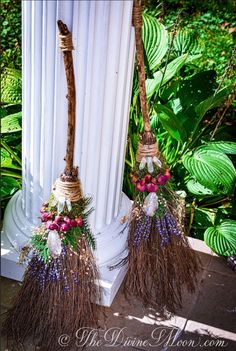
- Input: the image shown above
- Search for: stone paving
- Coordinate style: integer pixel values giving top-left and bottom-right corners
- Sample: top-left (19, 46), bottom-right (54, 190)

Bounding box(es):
top-left (1, 249), bottom-right (236, 351)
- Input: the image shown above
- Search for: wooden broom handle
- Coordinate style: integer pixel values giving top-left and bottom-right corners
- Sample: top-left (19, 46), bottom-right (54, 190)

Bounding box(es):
top-left (57, 20), bottom-right (76, 177)
top-left (133, 0), bottom-right (151, 133)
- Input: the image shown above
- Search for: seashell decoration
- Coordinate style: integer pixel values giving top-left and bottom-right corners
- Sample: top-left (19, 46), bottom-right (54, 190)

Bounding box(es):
top-left (143, 192), bottom-right (159, 217)
top-left (47, 230), bottom-right (62, 258)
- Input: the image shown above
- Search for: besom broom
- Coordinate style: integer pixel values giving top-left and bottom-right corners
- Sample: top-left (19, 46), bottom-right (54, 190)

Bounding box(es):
top-left (3, 20), bottom-right (100, 350)
top-left (115, 0), bottom-right (201, 316)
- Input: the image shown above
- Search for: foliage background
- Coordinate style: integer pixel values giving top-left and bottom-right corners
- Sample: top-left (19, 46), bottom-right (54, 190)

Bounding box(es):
top-left (1, 0), bottom-right (22, 215)
top-left (162, 0), bottom-right (236, 80)
top-left (1, 0), bottom-right (21, 70)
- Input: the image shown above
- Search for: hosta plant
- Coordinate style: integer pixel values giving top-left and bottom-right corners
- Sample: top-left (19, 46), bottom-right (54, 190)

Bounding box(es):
top-left (1, 103), bottom-right (22, 213)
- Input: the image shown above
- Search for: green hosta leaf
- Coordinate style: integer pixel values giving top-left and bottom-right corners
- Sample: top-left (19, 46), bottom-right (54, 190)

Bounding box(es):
top-left (183, 149), bottom-right (236, 194)
top-left (169, 98), bottom-right (182, 114)
top-left (1, 104), bottom-right (22, 121)
top-left (200, 141), bottom-right (236, 155)
top-left (204, 220), bottom-right (236, 256)
top-left (0, 176), bottom-right (21, 199)
top-left (186, 179), bottom-right (214, 195)
top-left (195, 86), bottom-right (233, 119)
top-left (193, 208), bottom-right (216, 229)
top-left (1, 112), bottom-right (22, 133)
top-left (179, 70), bottom-right (217, 108)
top-left (160, 80), bottom-right (179, 102)
top-left (1, 68), bottom-right (22, 104)
top-left (1, 148), bottom-right (20, 169)
top-left (142, 13), bottom-right (168, 71)
top-left (146, 54), bottom-right (188, 99)
top-left (173, 30), bottom-right (204, 56)
top-left (1, 140), bottom-right (22, 166)
top-left (152, 104), bottom-right (186, 141)
top-left (1, 148), bottom-right (13, 168)
top-left (185, 54), bottom-right (202, 63)
top-left (0, 169), bottom-right (22, 178)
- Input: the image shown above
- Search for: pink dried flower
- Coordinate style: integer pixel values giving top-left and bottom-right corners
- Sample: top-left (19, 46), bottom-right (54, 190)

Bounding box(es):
top-left (46, 220), bottom-right (52, 229)
top-left (60, 223), bottom-right (70, 232)
top-left (165, 169), bottom-right (171, 179)
top-left (70, 219), bottom-right (78, 228)
top-left (140, 178), bottom-right (146, 186)
top-left (54, 215), bottom-right (62, 223)
top-left (157, 175), bottom-right (168, 185)
top-left (49, 222), bottom-right (58, 230)
top-left (145, 174), bottom-right (152, 183)
top-left (136, 182), bottom-right (146, 192)
top-left (41, 212), bottom-right (52, 222)
top-left (75, 217), bottom-right (83, 227)
top-left (63, 216), bottom-right (71, 224)
top-left (146, 183), bottom-right (158, 192)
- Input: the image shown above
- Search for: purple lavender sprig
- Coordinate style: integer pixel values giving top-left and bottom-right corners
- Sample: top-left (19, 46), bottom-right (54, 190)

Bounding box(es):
top-left (133, 219), bottom-right (144, 246)
top-left (28, 246), bottom-right (79, 293)
top-left (143, 216), bottom-right (152, 241)
top-left (164, 213), bottom-right (182, 237)
top-left (155, 213), bottom-right (182, 247)
top-left (155, 217), bottom-right (170, 247)
top-left (133, 215), bottom-right (152, 246)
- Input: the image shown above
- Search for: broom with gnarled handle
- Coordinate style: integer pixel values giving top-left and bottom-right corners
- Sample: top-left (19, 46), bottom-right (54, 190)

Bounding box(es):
top-left (3, 20), bottom-right (100, 351)
top-left (115, 0), bottom-right (201, 317)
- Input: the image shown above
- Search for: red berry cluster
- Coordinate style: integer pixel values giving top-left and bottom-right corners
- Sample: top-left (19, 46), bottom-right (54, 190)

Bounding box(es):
top-left (40, 203), bottom-right (83, 232)
top-left (131, 169), bottom-right (171, 193)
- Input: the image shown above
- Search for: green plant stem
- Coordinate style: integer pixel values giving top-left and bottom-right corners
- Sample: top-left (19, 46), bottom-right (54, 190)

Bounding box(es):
top-left (210, 96), bottom-right (234, 140)
top-left (125, 160), bottom-right (133, 168)
top-left (202, 197), bottom-right (230, 207)
top-left (169, 140), bottom-right (181, 166)
top-left (1, 170), bottom-right (22, 178)
top-left (149, 11), bottom-right (181, 117)
top-left (129, 139), bottom-right (136, 168)
top-left (214, 48), bottom-right (236, 95)
top-left (1, 140), bottom-right (22, 166)
top-left (188, 199), bottom-right (196, 231)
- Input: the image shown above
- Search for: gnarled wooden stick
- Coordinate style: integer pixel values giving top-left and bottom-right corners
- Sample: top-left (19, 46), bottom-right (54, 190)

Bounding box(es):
top-left (57, 20), bottom-right (77, 180)
top-left (133, 1), bottom-right (156, 145)
top-left (133, 1), bottom-right (150, 132)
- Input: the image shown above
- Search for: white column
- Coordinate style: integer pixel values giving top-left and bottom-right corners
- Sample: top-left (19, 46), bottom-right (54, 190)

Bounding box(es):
top-left (1, 0), bottom-right (134, 306)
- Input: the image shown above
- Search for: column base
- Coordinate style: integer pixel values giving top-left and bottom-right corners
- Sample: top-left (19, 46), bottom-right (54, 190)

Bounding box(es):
top-left (1, 190), bottom-right (131, 307)
top-left (1, 234), bottom-right (26, 281)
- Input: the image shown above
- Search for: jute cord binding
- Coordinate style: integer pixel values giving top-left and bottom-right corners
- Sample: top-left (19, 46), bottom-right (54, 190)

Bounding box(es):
top-left (136, 142), bottom-right (159, 162)
top-left (58, 33), bottom-right (74, 51)
top-left (53, 178), bottom-right (82, 202)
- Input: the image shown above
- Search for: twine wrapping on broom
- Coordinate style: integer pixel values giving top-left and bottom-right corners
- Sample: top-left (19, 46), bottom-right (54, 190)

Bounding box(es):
top-left (58, 33), bottom-right (74, 52)
top-left (136, 142), bottom-right (159, 162)
top-left (53, 178), bottom-right (83, 202)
